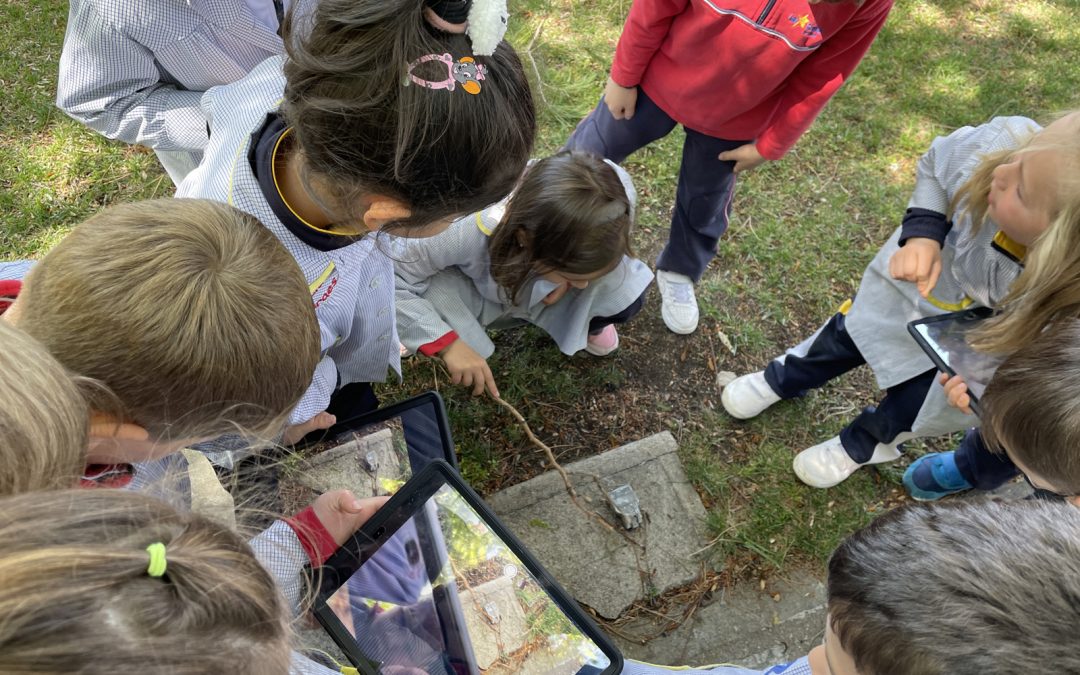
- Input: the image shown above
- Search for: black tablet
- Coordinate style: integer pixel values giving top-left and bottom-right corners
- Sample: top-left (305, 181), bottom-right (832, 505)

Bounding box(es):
top-left (295, 392), bottom-right (459, 499)
top-left (311, 460), bottom-right (623, 675)
top-left (907, 307), bottom-right (1004, 417)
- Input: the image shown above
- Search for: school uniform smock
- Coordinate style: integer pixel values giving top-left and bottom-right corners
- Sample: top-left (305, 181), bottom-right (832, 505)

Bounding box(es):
top-left (842, 115), bottom-right (1037, 437)
top-left (177, 56), bottom-right (400, 426)
top-left (393, 161), bottom-right (653, 358)
top-left (620, 656), bottom-right (810, 675)
top-left (56, 0), bottom-right (316, 182)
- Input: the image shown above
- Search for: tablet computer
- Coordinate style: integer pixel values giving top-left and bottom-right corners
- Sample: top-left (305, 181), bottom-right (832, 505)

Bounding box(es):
top-left (294, 391), bottom-right (459, 499)
top-left (311, 460), bottom-right (623, 675)
top-left (907, 307), bottom-right (1004, 417)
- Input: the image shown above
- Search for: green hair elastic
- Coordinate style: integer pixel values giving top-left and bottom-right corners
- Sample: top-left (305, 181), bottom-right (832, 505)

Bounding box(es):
top-left (145, 542), bottom-right (167, 578)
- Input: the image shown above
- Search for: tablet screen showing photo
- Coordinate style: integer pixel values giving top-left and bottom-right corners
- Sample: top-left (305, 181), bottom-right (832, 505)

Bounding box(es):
top-left (321, 479), bottom-right (615, 675)
top-left (911, 311), bottom-right (1004, 402)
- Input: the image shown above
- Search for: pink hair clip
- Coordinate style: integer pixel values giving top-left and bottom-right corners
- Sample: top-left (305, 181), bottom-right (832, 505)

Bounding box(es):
top-left (406, 53), bottom-right (486, 95)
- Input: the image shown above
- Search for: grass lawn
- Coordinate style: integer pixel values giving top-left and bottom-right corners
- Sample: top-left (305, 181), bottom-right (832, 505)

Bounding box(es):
top-left (4, 0), bottom-right (1080, 580)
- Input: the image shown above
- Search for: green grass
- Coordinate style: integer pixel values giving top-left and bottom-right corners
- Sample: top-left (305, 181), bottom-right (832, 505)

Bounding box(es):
top-left (5, 0), bottom-right (1080, 578)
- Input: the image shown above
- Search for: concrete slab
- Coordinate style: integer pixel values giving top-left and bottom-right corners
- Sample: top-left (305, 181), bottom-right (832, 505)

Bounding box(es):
top-left (290, 428), bottom-right (410, 498)
top-left (458, 574), bottom-right (530, 669)
top-left (612, 570), bottom-right (827, 670)
top-left (486, 432), bottom-right (709, 619)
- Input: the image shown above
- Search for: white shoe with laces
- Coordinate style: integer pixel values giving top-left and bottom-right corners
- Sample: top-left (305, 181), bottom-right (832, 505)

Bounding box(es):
top-left (793, 434), bottom-right (908, 488)
top-left (656, 269), bottom-right (699, 334)
top-left (721, 370), bottom-right (781, 419)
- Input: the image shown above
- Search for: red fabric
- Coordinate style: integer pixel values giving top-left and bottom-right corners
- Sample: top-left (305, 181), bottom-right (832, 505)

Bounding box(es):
top-left (285, 506), bottom-right (339, 566)
top-left (80, 464), bottom-right (135, 489)
top-left (418, 331), bottom-right (459, 357)
top-left (609, 0), bottom-right (893, 158)
top-left (0, 279), bottom-right (22, 314)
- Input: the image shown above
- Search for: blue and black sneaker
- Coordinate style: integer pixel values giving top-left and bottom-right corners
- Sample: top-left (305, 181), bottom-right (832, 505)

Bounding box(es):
top-left (903, 451), bottom-right (974, 501)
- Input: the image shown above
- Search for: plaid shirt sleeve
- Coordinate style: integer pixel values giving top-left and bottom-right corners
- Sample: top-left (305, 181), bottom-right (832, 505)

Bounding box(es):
top-left (249, 519), bottom-right (312, 616)
top-left (56, 0), bottom-right (209, 152)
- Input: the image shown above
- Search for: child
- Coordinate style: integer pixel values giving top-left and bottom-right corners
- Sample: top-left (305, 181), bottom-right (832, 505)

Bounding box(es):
top-left (56, 0), bottom-right (317, 183)
top-left (619, 499), bottom-right (1080, 674)
top-left (176, 0), bottom-right (536, 429)
top-left (0, 320), bottom-right (87, 494)
top-left (906, 319), bottom-right (1080, 501)
top-left (722, 112), bottom-right (1080, 488)
top-left (394, 151), bottom-right (653, 397)
top-left (1, 198), bottom-right (321, 488)
top-left (56, 0), bottom-right (505, 184)
top-left (565, 0), bottom-right (893, 335)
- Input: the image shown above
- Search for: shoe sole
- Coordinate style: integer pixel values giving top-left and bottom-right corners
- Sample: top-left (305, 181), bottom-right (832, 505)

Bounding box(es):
top-left (661, 310), bottom-right (698, 335)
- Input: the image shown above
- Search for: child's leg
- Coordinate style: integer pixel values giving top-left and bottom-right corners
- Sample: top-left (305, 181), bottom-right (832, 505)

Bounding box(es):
top-left (654, 128), bottom-right (749, 282)
top-left (764, 312), bottom-right (867, 399)
top-left (564, 90), bottom-right (678, 163)
top-left (587, 289), bottom-right (647, 334)
top-left (954, 427), bottom-right (1020, 490)
top-left (839, 368), bottom-right (937, 463)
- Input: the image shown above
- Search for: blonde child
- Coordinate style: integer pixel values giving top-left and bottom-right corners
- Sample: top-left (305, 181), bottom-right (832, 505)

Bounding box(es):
top-left (722, 112), bottom-right (1080, 488)
top-left (177, 0), bottom-right (536, 433)
top-left (0, 320), bottom-right (87, 494)
top-left (394, 151), bottom-right (653, 397)
top-left (566, 0), bottom-right (893, 335)
top-left (0, 488), bottom-right (327, 674)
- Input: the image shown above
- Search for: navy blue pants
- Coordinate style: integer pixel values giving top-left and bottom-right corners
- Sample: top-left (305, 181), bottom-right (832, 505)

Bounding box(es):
top-left (955, 427), bottom-right (1020, 490)
top-left (565, 90), bottom-right (747, 282)
top-left (588, 288), bottom-right (648, 334)
top-left (763, 312), bottom-right (936, 463)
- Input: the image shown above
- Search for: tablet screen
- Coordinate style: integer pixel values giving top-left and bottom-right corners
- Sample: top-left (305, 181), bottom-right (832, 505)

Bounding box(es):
top-left (912, 316), bottom-right (1004, 401)
top-left (323, 481), bottom-right (613, 675)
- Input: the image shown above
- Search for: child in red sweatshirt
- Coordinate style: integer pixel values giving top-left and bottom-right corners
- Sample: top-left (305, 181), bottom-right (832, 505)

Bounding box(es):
top-left (567, 0), bottom-right (893, 334)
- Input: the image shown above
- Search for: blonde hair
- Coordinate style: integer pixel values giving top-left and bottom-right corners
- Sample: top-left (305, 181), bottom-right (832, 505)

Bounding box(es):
top-left (17, 199), bottom-right (320, 442)
top-left (951, 112), bottom-right (1080, 353)
top-left (0, 320), bottom-right (87, 494)
top-left (0, 489), bottom-right (291, 674)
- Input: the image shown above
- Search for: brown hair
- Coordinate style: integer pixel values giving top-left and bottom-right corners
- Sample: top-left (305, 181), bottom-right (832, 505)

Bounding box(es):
top-left (0, 489), bottom-right (291, 673)
top-left (0, 320), bottom-right (87, 494)
top-left (951, 112), bottom-right (1080, 353)
top-left (16, 199), bottom-right (320, 442)
top-left (281, 0), bottom-right (536, 234)
top-left (828, 499), bottom-right (1080, 675)
top-left (980, 319), bottom-right (1080, 495)
top-left (488, 152), bottom-right (633, 303)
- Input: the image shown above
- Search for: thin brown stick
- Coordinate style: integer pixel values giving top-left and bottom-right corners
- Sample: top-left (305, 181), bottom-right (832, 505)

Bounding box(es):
top-left (492, 394), bottom-right (576, 497)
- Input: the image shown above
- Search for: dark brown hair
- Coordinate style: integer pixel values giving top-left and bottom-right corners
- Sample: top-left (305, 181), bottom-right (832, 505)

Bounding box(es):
top-left (488, 151), bottom-right (633, 303)
top-left (0, 489), bottom-right (292, 673)
top-left (827, 500), bottom-right (1080, 674)
top-left (281, 0), bottom-right (536, 233)
top-left (980, 319), bottom-right (1080, 495)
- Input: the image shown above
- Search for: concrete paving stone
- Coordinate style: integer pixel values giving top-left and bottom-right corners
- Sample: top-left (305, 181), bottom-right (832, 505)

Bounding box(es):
top-left (289, 427), bottom-right (409, 498)
top-left (486, 432), bottom-right (709, 619)
top-left (612, 570), bottom-right (827, 670)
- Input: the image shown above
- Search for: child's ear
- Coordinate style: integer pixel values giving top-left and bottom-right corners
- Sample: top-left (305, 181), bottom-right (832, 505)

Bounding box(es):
top-left (515, 229), bottom-right (530, 249)
top-left (362, 198), bottom-right (412, 232)
top-left (88, 413), bottom-right (150, 443)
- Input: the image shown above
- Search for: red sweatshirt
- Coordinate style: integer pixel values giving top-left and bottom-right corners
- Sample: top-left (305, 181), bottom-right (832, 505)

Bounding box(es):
top-left (609, 0), bottom-right (893, 159)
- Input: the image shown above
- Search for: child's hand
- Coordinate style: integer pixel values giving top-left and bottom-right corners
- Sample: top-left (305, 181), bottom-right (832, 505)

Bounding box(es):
top-left (888, 237), bottom-right (942, 298)
top-left (939, 372), bottom-right (973, 415)
top-left (282, 411), bottom-right (337, 445)
top-left (440, 339), bottom-right (500, 397)
top-left (542, 282), bottom-right (570, 306)
top-left (312, 491), bottom-right (390, 547)
top-left (604, 78), bottom-right (638, 120)
top-left (718, 143), bottom-right (767, 172)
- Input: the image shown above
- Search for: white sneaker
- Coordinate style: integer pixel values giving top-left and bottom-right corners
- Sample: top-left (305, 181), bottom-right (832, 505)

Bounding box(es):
top-left (721, 371), bottom-right (781, 419)
top-left (656, 269), bottom-right (699, 334)
top-left (792, 436), bottom-right (903, 488)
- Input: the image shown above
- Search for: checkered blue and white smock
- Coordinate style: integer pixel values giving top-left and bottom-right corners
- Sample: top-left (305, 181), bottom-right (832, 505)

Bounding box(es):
top-left (177, 56), bottom-right (401, 426)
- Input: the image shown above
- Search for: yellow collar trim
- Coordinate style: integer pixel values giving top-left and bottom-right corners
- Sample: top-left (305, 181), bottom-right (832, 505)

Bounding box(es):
top-left (271, 128), bottom-right (345, 237)
top-left (474, 211), bottom-right (492, 236)
top-left (992, 230), bottom-right (1028, 262)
